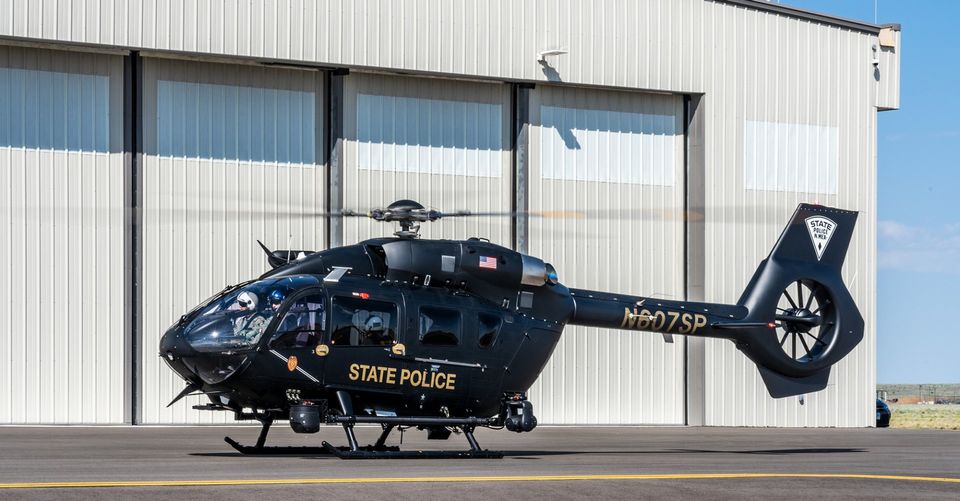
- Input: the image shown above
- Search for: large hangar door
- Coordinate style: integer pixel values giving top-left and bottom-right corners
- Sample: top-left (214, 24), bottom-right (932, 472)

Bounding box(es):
top-left (140, 58), bottom-right (325, 424)
top-left (0, 46), bottom-right (125, 424)
top-left (527, 86), bottom-right (686, 424)
top-left (342, 73), bottom-right (511, 245)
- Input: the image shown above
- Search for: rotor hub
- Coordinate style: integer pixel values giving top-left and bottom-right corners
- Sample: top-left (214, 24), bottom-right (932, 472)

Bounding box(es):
top-left (780, 308), bottom-right (820, 333)
top-left (772, 279), bottom-right (837, 364)
top-left (363, 200), bottom-right (443, 239)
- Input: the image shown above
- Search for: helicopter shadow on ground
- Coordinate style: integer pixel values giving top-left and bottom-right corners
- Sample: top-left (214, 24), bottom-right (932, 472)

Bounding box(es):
top-left (188, 447), bottom-right (866, 460)
top-left (501, 447), bottom-right (866, 459)
top-left (189, 452), bottom-right (326, 458)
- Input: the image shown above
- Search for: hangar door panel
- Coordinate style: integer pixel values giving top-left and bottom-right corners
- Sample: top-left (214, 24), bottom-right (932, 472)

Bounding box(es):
top-left (0, 46), bottom-right (125, 424)
top-left (343, 73), bottom-right (511, 246)
top-left (140, 58), bottom-right (325, 424)
top-left (527, 86), bottom-right (686, 424)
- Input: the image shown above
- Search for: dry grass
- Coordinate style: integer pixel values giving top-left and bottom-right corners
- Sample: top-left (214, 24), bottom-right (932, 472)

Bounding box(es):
top-left (888, 404), bottom-right (960, 430)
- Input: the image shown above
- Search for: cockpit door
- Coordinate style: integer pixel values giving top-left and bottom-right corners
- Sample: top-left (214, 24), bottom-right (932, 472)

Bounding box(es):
top-left (264, 288), bottom-right (328, 387)
top-left (320, 290), bottom-right (404, 395)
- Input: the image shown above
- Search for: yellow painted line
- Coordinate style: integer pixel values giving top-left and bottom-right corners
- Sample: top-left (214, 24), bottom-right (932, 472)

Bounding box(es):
top-left (0, 473), bottom-right (959, 490)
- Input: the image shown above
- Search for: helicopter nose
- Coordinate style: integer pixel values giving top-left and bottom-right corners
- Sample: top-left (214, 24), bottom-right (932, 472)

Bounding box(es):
top-left (158, 325), bottom-right (202, 384)
top-left (159, 322), bottom-right (253, 385)
top-left (159, 325), bottom-right (186, 361)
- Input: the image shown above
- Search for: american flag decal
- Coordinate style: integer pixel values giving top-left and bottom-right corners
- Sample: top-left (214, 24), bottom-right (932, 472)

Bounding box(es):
top-left (478, 256), bottom-right (498, 270)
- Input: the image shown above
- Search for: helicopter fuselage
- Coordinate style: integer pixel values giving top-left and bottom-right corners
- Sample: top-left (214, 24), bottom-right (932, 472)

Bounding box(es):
top-left (159, 203), bottom-right (866, 456)
top-left (160, 237), bottom-right (576, 421)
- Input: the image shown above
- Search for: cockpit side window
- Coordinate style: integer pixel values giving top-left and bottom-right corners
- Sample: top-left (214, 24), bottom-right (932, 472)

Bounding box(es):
top-left (329, 296), bottom-right (398, 347)
top-left (478, 312), bottom-right (501, 348)
top-left (181, 275), bottom-right (320, 353)
top-left (419, 306), bottom-right (461, 346)
top-left (269, 293), bottom-right (326, 349)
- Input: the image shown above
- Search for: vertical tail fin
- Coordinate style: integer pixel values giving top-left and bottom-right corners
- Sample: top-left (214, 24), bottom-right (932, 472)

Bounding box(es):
top-left (735, 204), bottom-right (864, 397)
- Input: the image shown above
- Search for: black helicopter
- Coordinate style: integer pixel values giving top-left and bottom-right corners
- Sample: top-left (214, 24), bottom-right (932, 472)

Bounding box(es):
top-left (159, 200), bottom-right (863, 458)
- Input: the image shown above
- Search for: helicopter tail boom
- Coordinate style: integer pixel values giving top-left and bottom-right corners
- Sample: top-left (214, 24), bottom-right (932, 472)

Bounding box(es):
top-left (568, 204), bottom-right (864, 398)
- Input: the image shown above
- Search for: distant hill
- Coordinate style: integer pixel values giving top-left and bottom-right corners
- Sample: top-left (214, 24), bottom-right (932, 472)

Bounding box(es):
top-left (878, 384), bottom-right (960, 403)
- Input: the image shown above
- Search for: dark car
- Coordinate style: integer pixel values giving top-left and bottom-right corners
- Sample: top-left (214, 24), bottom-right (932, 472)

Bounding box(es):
top-left (876, 399), bottom-right (891, 427)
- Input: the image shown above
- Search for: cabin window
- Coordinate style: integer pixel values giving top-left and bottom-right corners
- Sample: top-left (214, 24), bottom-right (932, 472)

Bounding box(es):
top-left (419, 307), bottom-right (461, 346)
top-left (329, 296), bottom-right (398, 346)
top-left (269, 293), bottom-right (325, 349)
top-left (478, 313), bottom-right (501, 348)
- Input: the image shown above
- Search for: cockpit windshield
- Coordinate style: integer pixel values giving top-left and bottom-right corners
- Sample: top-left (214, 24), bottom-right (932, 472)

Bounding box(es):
top-left (183, 275), bottom-right (320, 352)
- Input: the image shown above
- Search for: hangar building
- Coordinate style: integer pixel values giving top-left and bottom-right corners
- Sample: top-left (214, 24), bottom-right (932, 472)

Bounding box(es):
top-left (0, 0), bottom-right (900, 426)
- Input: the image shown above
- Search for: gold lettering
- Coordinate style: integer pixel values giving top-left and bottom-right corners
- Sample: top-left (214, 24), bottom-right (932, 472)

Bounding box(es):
top-left (693, 314), bottom-right (708, 333)
top-left (409, 370), bottom-right (423, 387)
top-left (348, 364), bottom-right (458, 390)
top-left (652, 311), bottom-right (666, 331)
top-left (636, 309), bottom-right (652, 330)
top-left (679, 313), bottom-right (693, 334)
top-left (666, 311), bottom-right (681, 332)
top-left (620, 307), bottom-right (634, 329)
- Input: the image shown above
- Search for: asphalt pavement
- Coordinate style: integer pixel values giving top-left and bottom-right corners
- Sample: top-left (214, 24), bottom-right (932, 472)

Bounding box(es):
top-left (0, 425), bottom-right (957, 499)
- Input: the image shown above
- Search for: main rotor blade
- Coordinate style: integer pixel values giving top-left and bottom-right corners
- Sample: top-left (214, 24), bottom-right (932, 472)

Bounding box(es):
top-left (437, 208), bottom-right (704, 221)
top-left (5, 200), bottom-right (858, 225)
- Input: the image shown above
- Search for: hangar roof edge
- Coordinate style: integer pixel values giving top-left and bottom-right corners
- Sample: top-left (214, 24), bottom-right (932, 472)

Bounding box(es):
top-left (717, 0), bottom-right (893, 35)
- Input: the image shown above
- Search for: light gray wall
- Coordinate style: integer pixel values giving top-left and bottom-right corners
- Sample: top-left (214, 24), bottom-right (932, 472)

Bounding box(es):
top-left (697, 8), bottom-right (879, 426)
top-left (527, 85), bottom-right (687, 424)
top-left (341, 72), bottom-right (512, 247)
top-left (0, 0), bottom-right (899, 426)
top-left (0, 45), bottom-right (126, 423)
top-left (877, 28), bottom-right (900, 111)
top-left (138, 57), bottom-right (325, 423)
top-left (0, 0), bottom-right (898, 96)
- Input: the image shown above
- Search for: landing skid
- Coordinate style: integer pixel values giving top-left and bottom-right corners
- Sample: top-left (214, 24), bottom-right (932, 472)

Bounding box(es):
top-left (224, 436), bottom-right (334, 455)
top-left (223, 416), bottom-right (503, 459)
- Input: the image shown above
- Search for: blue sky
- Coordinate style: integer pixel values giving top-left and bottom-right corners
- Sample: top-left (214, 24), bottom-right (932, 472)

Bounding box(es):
top-left (783, 1), bottom-right (957, 383)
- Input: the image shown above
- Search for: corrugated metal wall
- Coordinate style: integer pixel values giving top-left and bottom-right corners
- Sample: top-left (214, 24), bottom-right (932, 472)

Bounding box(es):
top-left (138, 57), bottom-right (325, 423)
top-left (0, 1), bottom-right (895, 97)
top-left (698, 4), bottom-right (877, 426)
top-left (1, 0), bottom-right (896, 426)
top-left (877, 28), bottom-right (900, 111)
top-left (527, 86), bottom-right (686, 424)
top-left (342, 72), bottom-right (511, 246)
top-left (0, 45), bottom-right (126, 423)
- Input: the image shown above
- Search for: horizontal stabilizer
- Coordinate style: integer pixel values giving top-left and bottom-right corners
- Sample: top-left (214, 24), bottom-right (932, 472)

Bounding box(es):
top-left (758, 366), bottom-right (830, 398)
